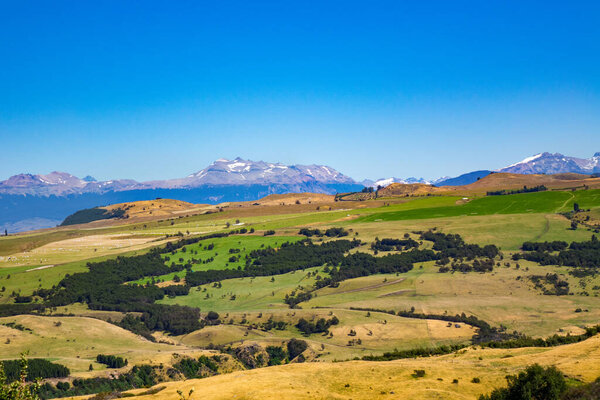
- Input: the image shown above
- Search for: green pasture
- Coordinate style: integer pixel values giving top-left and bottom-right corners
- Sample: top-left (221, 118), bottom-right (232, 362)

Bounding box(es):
top-left (159, 266), bottom-right (321, 312)
top-left (357, 190), bottom-right (600, 223)
top-left (133, 235), bottom-right (301, 285)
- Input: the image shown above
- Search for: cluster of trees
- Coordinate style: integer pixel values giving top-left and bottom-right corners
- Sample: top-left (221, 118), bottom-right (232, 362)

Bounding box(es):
top-left (284, 291), bottom-right (313, 308)
top-left (482, 325), bottom-right (600, 349)
top-left (479, 364), bottom-right (566, 400)
top-left (264, 339), bottom-right (308, 365)
top-left (36, 365), bottom-right (158, 399)
top-left (522, 241), bottom-right (568, 252)
top-left (60, 207), bottom-right (126, 226)
top-left (298, 227), bottom-right (349, 237)
top-left (482, 364), bottom-right (600, 400)
top-left (514, 236), bottom-right (600, 269)
top-left (161, 285), bottom-right (190, 297)
top-left (287, 338), bottom-right (308, 360)
top-left (1, 359), bottom-right (69, 383)
top-left (38, 251), bottom-right (182, 306)
top-left (420, 231), bottom-right (499, 260)
top-left (486, 185), bottom-right (547, 196)
top-left (258, 318), bottom-right (288, 331)
top-left (328, 250), bottom-right (436, 284)
top-left (438, 258), bottom-right (495, 273)
top-left (529, 273), bottom-right (570, 296)
top-left (324, 227), bottom-right (349, 237)
top-left (95, 355), bottom-right (127, 369)
top-left (187, 239), bottom-right (361, 287)
top-left (172, 355), bottom-right (219, 378)
top-left (298, 228), bottom-right (349, 237)
top-left (266, 346), bottom-right (287, 365)
top-left (296, 316), bottom-right (339, 335)
top-left (299, 228), bottom-right (324, 237)
top-left (370, 237), bottom-right (419, 252)
top-left (99, 303), bottom-right (202, 337)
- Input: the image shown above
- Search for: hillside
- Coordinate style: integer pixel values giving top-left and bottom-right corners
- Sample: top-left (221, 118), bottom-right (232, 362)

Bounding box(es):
top-left (0, 158), bottom-right (363, 233)
top-left (1, 183), bottom-right (599, 400)
top-left (60, 199), bottom-right (203, 226)
top-left (247, 192), bottom-right (335, 206)
top-left (99, 334), bottom-right (600, 400)
top-left (377, 183), bottom-right (450, 197)
top-left (453, 172), bottom-right (600, 192)
top-left (376, 172), bottom-right (600, 198)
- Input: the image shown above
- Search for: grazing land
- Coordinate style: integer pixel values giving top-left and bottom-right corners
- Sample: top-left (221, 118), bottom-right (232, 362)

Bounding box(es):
top-left (1, 179), bottom-right (600, 399)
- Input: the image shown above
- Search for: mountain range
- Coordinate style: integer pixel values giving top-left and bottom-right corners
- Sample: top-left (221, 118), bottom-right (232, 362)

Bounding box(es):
top-left (1, 152), bottom-right (598, 233)
top-left (0, 158), bottom-right (356, 196)
top-left (499, 152), bottom-right (600, 175)
top-left (0, 158), bottom-right (362, 233)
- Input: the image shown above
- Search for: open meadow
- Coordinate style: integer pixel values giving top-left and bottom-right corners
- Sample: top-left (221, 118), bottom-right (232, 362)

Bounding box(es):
top-left (1, 187), bottom-right (599, 399)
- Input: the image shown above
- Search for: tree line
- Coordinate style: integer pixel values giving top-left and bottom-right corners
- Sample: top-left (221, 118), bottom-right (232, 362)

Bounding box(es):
top-left (513, 235), bottom-right (600, 269)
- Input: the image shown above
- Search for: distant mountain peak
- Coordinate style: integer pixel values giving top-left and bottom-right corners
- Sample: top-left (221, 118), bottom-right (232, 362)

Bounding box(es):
top-left (362, 177), bottom-right (432, 188)
top-left (0, 158), bottom-right (358, 196)
top-left (182, 158), bottom-right (353, 186)
top-left (500, 152), bottom-right (600, 175)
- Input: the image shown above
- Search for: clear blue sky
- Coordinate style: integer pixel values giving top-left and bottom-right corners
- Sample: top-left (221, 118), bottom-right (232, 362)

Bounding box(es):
top-left (1, 1), bottom-right (599, 182)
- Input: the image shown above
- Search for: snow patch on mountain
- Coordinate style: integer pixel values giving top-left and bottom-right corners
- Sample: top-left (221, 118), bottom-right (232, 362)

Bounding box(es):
top-left (363, 176), bottom-right (433, 188)
top-left (500, 152), bottom-right (600, 175)
top-left (505, 153), bottom-right (544, 168)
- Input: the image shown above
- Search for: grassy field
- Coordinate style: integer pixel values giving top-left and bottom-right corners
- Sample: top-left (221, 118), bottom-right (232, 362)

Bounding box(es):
top-left (2, 187), bottom-right (600, 399)
top-left (306, 261), bottom-right (600, 337)
top-left (357, 190), bottom-right (600, 223)
top-left (0, 314), bottom-right (203, 375)
top-left (177, 307), bottom-right (477, 361)
top-left (0, 247), bottom-right (163, 303)
top-left (134, 235), bottom-right (302, 285)
top-left (96, 334), bottom-right (600, 400)
top-left (344, 213), bottom-right (594, 250)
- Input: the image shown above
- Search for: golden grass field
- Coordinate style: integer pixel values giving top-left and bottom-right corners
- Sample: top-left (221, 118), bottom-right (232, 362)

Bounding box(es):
top-left (1, 178), bottom-right (599, 399)
top-left (72, 334), bottom-right (600, 400)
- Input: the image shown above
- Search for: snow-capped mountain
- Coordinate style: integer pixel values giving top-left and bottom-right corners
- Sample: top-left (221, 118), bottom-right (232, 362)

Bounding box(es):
top-left (499, 152), bottom-right (600, 175)
top-left (0, 172), bottom-right (90, 196)
top-left (362, 177), bottom-right (433, 188)
top-left (174, 158), bottom-right (355, 187)
top-left (0, 158), bottom-right (363, 232)
top-left (0, 158), bottom-right (357, 196)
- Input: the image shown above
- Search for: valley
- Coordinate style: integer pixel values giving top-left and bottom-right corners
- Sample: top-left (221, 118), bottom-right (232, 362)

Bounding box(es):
top-left (1, 175), bottom-right (599, 399)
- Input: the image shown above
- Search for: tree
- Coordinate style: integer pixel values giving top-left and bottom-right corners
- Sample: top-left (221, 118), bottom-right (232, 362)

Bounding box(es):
top-left (0, 354), bottom-right (41, 400)
top-left (574, 202), bottom-right (580, 212)
top-left (479, 364), bottom-right (566, 400)
top-left (287, 338), bottom-right (308, 360)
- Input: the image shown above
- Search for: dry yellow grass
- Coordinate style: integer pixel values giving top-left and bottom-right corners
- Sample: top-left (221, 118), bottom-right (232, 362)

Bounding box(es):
top-left (103, 198), bottom-right (206, 219)
top-left (0, 315), bottom-right (204, 375)
top-left (377, 173), bottom-right (600, 198)
top-left (72, 334), bottom-right (600, 400)
top-left (0, 234), bottom-right (163, 267)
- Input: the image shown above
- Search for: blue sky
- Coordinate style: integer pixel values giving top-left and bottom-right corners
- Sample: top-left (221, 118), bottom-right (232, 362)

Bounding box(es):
top-left (1, 1), bottom-right (599, 182)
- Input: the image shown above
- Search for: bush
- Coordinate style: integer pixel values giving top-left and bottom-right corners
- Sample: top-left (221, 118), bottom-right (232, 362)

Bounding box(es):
top-left (96, 355), bottom-right (127, 369)
top-left (478, 364), bottom-right (566, 400)
top-left (287, 339), bottom-right (308, 360)
top-left (412, 370), bottom-right (426, 378)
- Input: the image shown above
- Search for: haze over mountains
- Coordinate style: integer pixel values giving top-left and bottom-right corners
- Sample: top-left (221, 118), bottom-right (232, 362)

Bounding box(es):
top-left (1, 152), bottom-right (598, 233)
